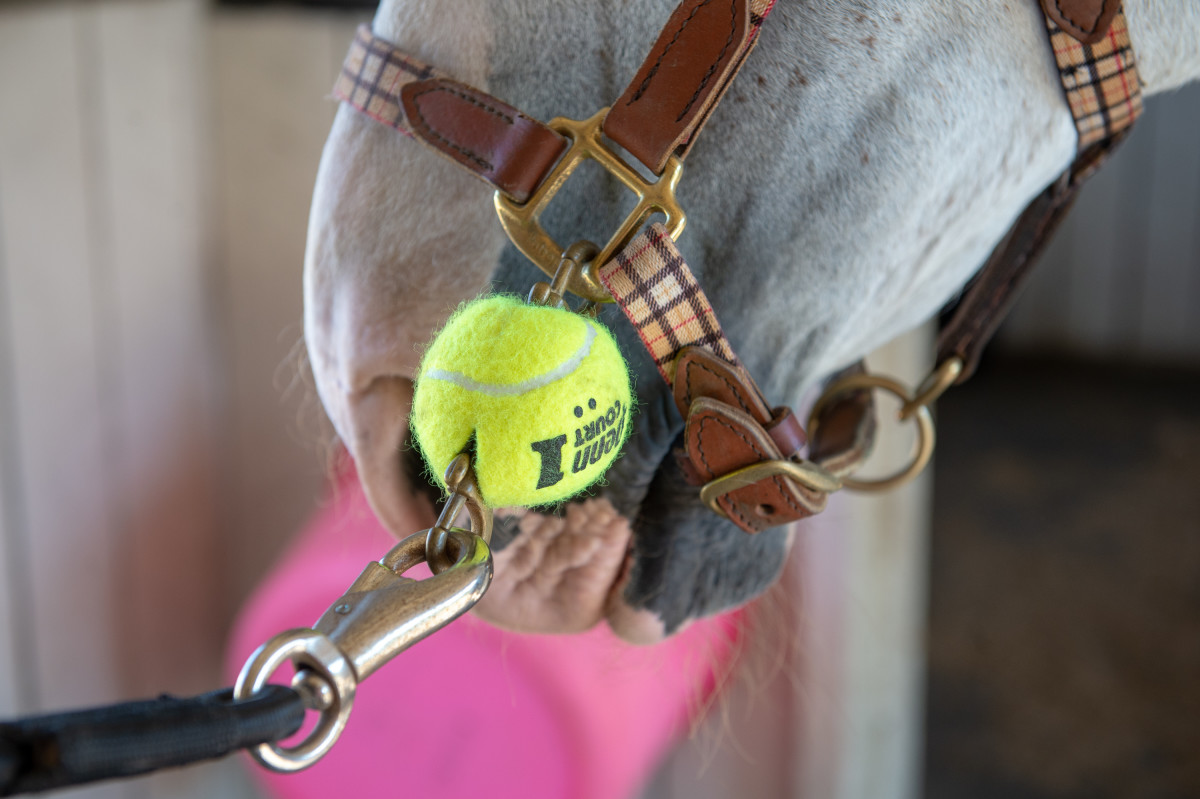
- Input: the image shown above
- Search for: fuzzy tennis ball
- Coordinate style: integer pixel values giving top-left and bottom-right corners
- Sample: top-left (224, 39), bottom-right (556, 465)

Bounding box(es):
top-left (411, 295), bottom-right (633, 508)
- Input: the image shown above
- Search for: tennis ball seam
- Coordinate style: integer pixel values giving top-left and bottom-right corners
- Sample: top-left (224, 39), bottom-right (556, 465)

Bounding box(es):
top-left (423, 321), bottom-right (597, 396)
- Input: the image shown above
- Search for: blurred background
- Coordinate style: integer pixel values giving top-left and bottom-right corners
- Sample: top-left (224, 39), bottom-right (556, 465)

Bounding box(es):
top-left (0, 1), bottom-right (1195, 798)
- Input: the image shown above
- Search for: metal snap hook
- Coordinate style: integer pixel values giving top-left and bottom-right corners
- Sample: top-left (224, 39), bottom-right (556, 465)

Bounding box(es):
top-left (234, 527), bottom-right (493, 773)
top-left (528, 241), bottom-right (603, 310)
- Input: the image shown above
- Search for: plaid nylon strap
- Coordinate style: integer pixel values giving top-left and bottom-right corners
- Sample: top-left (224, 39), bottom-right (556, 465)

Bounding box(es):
top-left (595, 0), bottom-right (777, 386)
top-left (332, 25), bottom-right (440, 139)
top-left (598, 224), bottom-right (737, 384)
top-left (748, 0), bottom-right (775, 29)
top-left (1047, 8), bottom-right (1142, 146)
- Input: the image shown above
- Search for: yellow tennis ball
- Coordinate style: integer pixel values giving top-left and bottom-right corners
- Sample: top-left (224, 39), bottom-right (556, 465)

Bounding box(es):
top-left (411, 295), bottom-right (633, 508)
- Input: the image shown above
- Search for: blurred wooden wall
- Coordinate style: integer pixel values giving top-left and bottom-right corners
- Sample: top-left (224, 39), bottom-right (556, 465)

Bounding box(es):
top-left (0, 2), bottom-right (364, 797)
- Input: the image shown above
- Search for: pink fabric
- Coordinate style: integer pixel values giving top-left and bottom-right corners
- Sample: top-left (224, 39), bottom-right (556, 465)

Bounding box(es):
top-left (227, 478), bottom-right (744, 799)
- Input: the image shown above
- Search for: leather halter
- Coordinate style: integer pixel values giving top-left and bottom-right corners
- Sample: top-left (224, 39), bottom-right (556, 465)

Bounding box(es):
top-left (940, 2), bottom-right (1142, 381)
top-left (331, 0), bottom-right (1142, 534)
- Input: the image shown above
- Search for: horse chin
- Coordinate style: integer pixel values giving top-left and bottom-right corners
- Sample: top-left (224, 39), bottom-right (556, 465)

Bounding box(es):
top-left (469, 501), bottom-right (630, 635)
top-left (467, 496), bottom-right (787, 645)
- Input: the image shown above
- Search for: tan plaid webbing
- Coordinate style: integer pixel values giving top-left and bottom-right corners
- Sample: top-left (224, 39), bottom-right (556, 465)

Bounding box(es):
top-left (1047, 8), bottom-right (1142, 147)
top-left (598, 224), bottom-right (737, 384)
top-left (595, 0), bottom-right (775, 385)
top-left (747, 0), bottom-right (776, 40)
top-left (332, 26), bottom-right (441, 138)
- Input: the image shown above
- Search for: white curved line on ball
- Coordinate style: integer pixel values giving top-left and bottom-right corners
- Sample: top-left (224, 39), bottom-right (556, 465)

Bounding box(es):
top-left (424, 322), bottom-right (597, 397)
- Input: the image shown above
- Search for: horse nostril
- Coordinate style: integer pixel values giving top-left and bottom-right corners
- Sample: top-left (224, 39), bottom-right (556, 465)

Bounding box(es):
top-left (755, 503), bottom-right (775, 517)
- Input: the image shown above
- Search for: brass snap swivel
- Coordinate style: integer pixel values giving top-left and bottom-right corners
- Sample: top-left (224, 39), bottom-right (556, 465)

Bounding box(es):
top-left (528, 241), bottom-right (604, 312)
top-left (425, 453), bottom-right (492, 574)
top-left (234, 630), bottom-right (357, 772)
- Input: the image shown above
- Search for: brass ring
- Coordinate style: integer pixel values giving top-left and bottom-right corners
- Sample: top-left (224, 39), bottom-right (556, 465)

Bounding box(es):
top-left (233, 629), bottom-right (357, 773)
top-left (808, 373), bottom-right (936, 493)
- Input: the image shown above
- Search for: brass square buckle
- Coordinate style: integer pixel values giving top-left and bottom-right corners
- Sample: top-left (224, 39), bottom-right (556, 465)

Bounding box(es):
top-left (494, 108), bottom-right (686, 304)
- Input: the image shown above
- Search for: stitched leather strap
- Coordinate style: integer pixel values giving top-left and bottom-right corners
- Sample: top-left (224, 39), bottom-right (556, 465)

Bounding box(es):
top-left (400, 78), bottom-right (568, 202)
top-left (1040, 0), bottom-right (1121, 44)
top-left (935, 6), bottom-right (1141, 381)
top-left (335, 0), bottom-right (779, 197)
top-left (936, 135), bottom-right (1127, 380)
top-left (334, 26), bottom-right (567, 203)
top-left (602, 0), bottom-right (776, 174)
top-left (673, 349), bottom-right (827, 532)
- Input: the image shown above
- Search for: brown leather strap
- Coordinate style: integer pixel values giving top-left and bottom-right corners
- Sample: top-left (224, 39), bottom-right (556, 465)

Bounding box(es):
top-left (1040, 0), bottom-right (1121, 44)
top-left (400, 78), bottom-right (568, 203)
top-left (671, 348), bottom-right (816, 465)
top-left (339, 0), bottom-right (778, 197)
top-left (333, 28), bottom-right (567, 203)
top-left (936, 173), bottom-right (1076, 382)
top-left (807, 362), bottom-right (877, 477)
top-left (672, 344), bottom-right (768, 422)
top-left (684, 398), bottom-right (826, 532)
top-left (602, 0), bottom-right (753, 174)
top-left (936, 0), bottom-right (1140, 381)
top-left (936, 134), bottom-right (1129, 382)
top-left (670, 347), bottom-right (830, 533)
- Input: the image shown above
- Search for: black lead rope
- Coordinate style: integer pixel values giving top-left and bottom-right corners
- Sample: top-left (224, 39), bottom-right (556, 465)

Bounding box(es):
top-left (0, 686), bottom-right (304, 796)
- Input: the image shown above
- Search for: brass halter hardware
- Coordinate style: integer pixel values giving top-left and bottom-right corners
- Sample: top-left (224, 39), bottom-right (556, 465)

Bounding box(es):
top-left (495, 108), bottom-right (687, 303)
top-left (527, 240), bottom-right (602, 316)
top-left (809, 368), bottom-right (943, 493)
top-left (900, 356), bottom-right (963, 419)
top-left (425, 453), bottom-right (493, 574)
top-left (700, 459), bottom-right (843, 519)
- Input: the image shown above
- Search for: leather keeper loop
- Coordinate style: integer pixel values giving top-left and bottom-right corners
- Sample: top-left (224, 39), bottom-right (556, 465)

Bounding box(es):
top-left (807, 363), bottom-right (878, 478)
top-left (672, 347), bottom-right (827, 533)
top-left (400, 78), bottom-right (568, 202)
top-left (765, 407), bottom-right (807, 458)
top-left (684, 398), bottom-right (827, 533)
